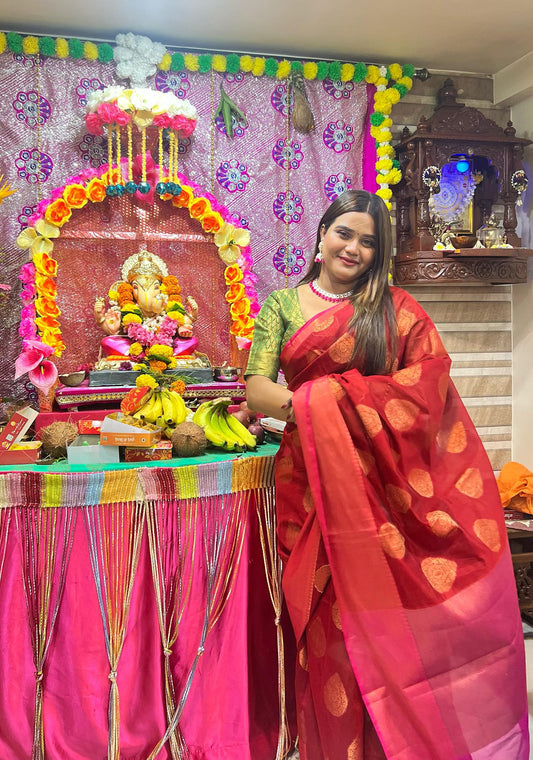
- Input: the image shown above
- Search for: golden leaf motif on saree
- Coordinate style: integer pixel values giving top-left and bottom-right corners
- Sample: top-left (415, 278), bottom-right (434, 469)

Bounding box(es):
top-left (323, 672), bottom-right (348, 717)
top-left (392, 364), bottom-right (422, 386)
top-left (379, 522), bottom-right (406, 559)
top-left (328, 376), bottom-right (346, 400)
top-left (437, 372), bottom-right (449, 403)
top-left (397, 307), bottom-right (417, 336)
top-left (355, 448), bottom-right (375, 475)
top-left (385, 484), bottom-right (412, 513)
top-left (331, 601), bottom-right (342, 631)
top-left (314, 313), bottom-right (335, 332)
top-left (314, 564), bottom-right (331, 592)
top-left (408, 468), bottom-right (434, 497)
top-left (298, 642), bottom-right (309, 671)
top-left (355, 404), bottom-right (382, 437)
top-left (328, 333), bottom-right (355, 363)
top-left (473, 518), bottom-right (501, 553)
top-left (426, 510), bottom-right (459, 537)
top-left (308, 616), bottom-right (327, 658)
top-left (437, 420), bottom-right (467, 454)
top-left (347, 737), bottom-right (363, 760)
top-left (276, 455), bottom-right (294, 484)
top-left (384, 398), bottom-right (419, 431)
top-left (455, 467), bottom-right (484, 499)
top-left (303, 485), bottom-right (314, 513)
top-left (421, 556), bottom-right (458, 593)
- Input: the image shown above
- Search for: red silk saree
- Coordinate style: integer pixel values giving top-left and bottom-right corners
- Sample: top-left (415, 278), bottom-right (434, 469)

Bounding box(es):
top-left (275, 287), bottom-right (528, 760)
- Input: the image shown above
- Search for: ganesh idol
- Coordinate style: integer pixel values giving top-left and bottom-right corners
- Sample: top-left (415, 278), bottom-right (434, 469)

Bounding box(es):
top-left (93, 249), bottom-right (204, 369)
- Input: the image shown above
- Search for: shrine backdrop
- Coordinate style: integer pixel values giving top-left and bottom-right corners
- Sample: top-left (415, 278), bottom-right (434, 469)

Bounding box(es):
top-left (0, 47), bottom-right (376, 400)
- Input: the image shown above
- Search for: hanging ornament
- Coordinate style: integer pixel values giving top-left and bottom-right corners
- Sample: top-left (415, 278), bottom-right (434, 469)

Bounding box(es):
top-left (511, 169), bottom-right (528, 207)
top-left (422, 166), bottom-right (441, 194)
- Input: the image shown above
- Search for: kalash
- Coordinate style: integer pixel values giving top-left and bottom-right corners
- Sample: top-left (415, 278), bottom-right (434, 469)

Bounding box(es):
top-left (91, 249), bottom-right (211, 385)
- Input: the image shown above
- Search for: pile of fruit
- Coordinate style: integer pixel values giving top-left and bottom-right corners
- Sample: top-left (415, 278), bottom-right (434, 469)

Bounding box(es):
top-left (193, 398), bottom-right (263, 452)
top-left (121, 385), bottom-right (187, 438)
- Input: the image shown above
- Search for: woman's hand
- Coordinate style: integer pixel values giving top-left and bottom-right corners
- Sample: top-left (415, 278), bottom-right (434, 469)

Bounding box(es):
top-left (281, 397), bottom-right (296, 423)
top-left (246, 374), bottom-right (294, 422)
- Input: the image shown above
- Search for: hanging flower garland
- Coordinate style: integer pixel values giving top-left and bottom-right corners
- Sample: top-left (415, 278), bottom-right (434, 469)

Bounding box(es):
top-left (15, 163), bottom-right (258, 389)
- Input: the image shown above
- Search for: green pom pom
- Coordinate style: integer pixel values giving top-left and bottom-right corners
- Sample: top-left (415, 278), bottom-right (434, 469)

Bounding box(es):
top-left (290, 60), bottom-right (303, 74)
top-left (198, 53), bottom-right (212, 73)
top-left (403, 64), bottom-right (415, 78)
top-left (170, 52), bottom-right (185, 71)
top-left (392, 159), bottom-right (400, 169)
top-left (328, 61), bottom-right (342, 81)
top-left (353, 62), bottom-right (367, 83)
top-left (38, 37), bottom-right (55, 57)
top-left (264, 58), bottom-right (278, 77)
top-left (68, 39), bottom-right (84, 59)
top-left (395, 83), bottom-right (408, 97)
top-left (385, 66), bottom-right (391, 81)
top-left (97, 43), bottom-right (114, 64)
top-left (316, 61), bottom-right (329, 80)
top-left (6, 32), bottom-right (23, 54)
top-left (226, 53), bottom-right (240, 74)
top-left (370, 112), bottom-right (386, 127)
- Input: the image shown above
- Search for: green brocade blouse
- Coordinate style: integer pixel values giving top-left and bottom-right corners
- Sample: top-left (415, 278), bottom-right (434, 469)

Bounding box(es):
top-left (245, 288), bottom-right (305, 382)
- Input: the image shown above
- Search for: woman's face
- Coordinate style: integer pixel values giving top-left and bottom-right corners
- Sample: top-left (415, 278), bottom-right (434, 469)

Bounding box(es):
top-left (320, 211), bottom-right (376, 287)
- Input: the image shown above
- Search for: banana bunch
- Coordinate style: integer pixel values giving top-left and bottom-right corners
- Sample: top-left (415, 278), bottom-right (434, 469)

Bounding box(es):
top-left (134, 388), bottom-right (188, 438)
top-left (193, 397), bottom-right (256, 452)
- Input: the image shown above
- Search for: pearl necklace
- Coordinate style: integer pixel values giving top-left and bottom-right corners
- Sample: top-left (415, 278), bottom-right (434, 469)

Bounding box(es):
top-left (309, 279), bottom-right (354, 302)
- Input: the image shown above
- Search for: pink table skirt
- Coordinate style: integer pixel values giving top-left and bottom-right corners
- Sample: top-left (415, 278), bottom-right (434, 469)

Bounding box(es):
top-left (0, 462), bottom-right (295, 760)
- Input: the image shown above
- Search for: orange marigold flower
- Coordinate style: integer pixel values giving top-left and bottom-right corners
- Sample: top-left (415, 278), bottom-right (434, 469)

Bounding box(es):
top-left (224, 264), bottom-right (243, 284)
top-left (44, 198), bottom-right (72, 227)
top-left (162, 275), bottom-right (179, 290)
top-left (63, 183), bottom-right (88, 209)
top-left (170, 379), bottom-right (186, 395)
top-left (149, 360), bottom-right (167, 372)
top-left (171, 185), bottom-right (193, 209)
top-left (229, 315), bottom-right (254, 336)
top-left (35, 273), bottom-right (57, 298)
top-left (189, 196), bottom-right (210, 219)
top-left (35, 297), bottom-right (61, 318)
top-left (230, 298), bottom-right (251, 318)
top-left (33, 251), bottom-right (58, 277)
top-left (166, 292), bottom-right (182, 302)
top-left (117, 282), bottom-right (133, 294)
top-left (201, 212), bottom-right (224, 234)
top-left (86, 178), bottom-right (107, 203)
top-left (35, 316), bottom-right (61, 332)
top-left (225, 282), bottom-right (245, 303)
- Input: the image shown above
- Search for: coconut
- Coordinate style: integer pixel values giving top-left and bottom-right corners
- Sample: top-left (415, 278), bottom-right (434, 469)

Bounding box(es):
top-left (40, 421), bottom-right (78, 459)
top-left (171, 422), bottom-right (207, 457)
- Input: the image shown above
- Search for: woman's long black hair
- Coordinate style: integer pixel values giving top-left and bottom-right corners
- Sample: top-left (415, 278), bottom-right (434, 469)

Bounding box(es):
top-left (299, 189), bottom-right (397, 375)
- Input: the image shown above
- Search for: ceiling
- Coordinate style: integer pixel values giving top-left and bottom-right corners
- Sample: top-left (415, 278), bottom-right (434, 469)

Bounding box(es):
top-left (2, 0), bottom-right (532, 75)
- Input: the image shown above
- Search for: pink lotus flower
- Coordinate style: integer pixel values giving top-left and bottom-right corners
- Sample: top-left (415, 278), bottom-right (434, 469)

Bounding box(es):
top-left (235, 336), bottom-right (252, 351)
top-left (15, 339), bottom-right (58, 393)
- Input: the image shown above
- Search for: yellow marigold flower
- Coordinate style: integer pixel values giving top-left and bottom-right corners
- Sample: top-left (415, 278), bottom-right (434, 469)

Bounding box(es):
top-left (133, 363), bottom-right (145, 371)
top-left (83, 41), bottom-right (98, 60)
top-left (376, 187), bottom-right (393, 200)
top-left (398, 76), bottom-right (413, 90)
top-left (166, 311), bottom-right (184, 323)
top-left (252, 57), bottom-right (265, 77)
top-left (0, 32), bottom-right (6, 55)
top-left (377, 145), bottom-right (395, 158)
top-left (387, 88), bottom-right (401, 104)
top-left (389, 63), bottom-right (402, 81)
top-left (212, 54), bottom-right (226, 72)
top-left (382, 117), bottom-right (393, 128)
top-left (149, 344), bottom-right (173, 358)
top-left (129, 342), bottom-right (143, 356)
top-left (22, 36), bottom-right (39, 56)
top-left (136, 374), bottom-right (158, 389)
top-left (122, 313), bottom-right (143, 325)
top-left (184, 53), bottom-right (199, 71)
top-left (168, 358), bottom-right (177, 369)
top-left (341, 63), bottom-right (355, 82)
top-left (374, 101), bottom-right (392, 116)
top-left (159, 53), bottom-right (171, 71)
top-left (365, 65), bottom-right (380, 84)
top-left (122, 304), bottom-right (141, 313)
top-left (277, 60), bottom-right (290, 79)
top-left (239, 55), bottom-right (253, 72)
top-left (108, 290), bottom-right (119, 302)
top-left (55, 38), bottom-right (69, 58)
top-left (303, 62), bottom-right (317, 80)
top-left (376, 158), bottom-right (393, 172)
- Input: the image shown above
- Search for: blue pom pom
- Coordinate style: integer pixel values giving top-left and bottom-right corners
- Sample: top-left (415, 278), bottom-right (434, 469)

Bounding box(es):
top-left (105, 185), bottom-right (116, 197)
top-left (173, 184), bottom-right (182, 196)
top-left (166, 182), bottom-right (176, 194)
top-left (137, 182), bottom-right (151, 195)
top-left (155, 182), bottom-right (168, 195)
top-left (115, 184), bottom-right (125, 197)
top-left (125, 181), bottom-right (138, 194)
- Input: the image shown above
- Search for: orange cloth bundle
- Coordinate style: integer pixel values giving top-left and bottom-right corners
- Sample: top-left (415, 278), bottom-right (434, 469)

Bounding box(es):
top-left (497, 461), bottom-right (533, 514)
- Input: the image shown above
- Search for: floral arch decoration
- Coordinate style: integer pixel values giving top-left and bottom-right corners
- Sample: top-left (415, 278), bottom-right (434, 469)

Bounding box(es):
top-left (15, 162), bottom-right (259, 390)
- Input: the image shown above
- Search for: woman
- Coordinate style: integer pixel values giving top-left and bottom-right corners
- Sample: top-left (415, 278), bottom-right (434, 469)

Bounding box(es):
top-left (246, 190), bottom-right (528, 760)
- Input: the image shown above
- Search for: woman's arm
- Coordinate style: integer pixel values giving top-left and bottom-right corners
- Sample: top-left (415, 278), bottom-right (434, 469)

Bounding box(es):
top-left (246, 374), bottom-right (294, 421)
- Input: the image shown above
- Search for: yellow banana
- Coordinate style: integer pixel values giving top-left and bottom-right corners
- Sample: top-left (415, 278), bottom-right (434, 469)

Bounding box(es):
top-left (226, 411), bottom-right (257, 450)
top-left (143, 391), bottom-right (163, 423)
top-left (203, 405), bottom-right (228, 448)
top-left (193, 400), bottom-right (214, 427)
top-left (214, 407), bottom-right (243, 450)
top-left (160, 389), bottom-right (176, 426)
top-left (168, 389), bottom-right (187, 424)
top-left (137, 392), bottom-right (157, 421)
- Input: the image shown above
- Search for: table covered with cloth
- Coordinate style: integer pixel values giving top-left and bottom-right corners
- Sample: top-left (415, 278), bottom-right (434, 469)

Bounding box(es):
top-left (0, 444), bottom-right (294, 760)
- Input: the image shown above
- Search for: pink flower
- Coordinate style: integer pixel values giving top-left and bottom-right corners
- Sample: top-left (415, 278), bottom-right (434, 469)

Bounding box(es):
top-left (19, 319), bottom-right (38, 339)
top-left (20, 285), bottom-right (36, 303)
top-left (19, 262), bottom-right (36, 284)
top-left (15, 339), bottom-right (58, 393)
top-left (51, 186), bottom-right (65, 200)
top-left (21, 304), bottom-right (36, 321)
top-left (85, 113), bottom-right (103, 135)
top-left (153, 114), bottom-right (172, 128)
top-left (235, 336), bottom-right (252, 351)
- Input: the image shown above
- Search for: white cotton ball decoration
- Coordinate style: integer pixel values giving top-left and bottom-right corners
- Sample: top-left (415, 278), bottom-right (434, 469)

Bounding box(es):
top-left (113, 33), bottom-right (167, 86)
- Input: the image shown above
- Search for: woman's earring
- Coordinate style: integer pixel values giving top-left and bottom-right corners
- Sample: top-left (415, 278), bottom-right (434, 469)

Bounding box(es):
top-left (315, 241), bottom-right (323, 263)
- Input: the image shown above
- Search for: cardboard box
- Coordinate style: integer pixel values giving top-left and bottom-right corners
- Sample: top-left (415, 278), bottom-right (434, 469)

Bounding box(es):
top-left (124, 440), bottom-right (173, 462)
top-left (77, 419), bottom-right (103, 435)
top-left (0, 406), bottom-right (41, 464)
top-left (100, 413), bottom-right (161, 448)
top-left (67, 435), bottom-right (120, 465)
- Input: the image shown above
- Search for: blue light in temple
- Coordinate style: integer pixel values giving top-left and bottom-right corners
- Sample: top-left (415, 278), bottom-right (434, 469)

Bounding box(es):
top-left (456, 160), bottom-right (469, 173)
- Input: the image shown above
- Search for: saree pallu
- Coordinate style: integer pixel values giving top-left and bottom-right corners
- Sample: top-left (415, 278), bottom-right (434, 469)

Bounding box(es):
top-left (275, 287), bottom-right (528, 760)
